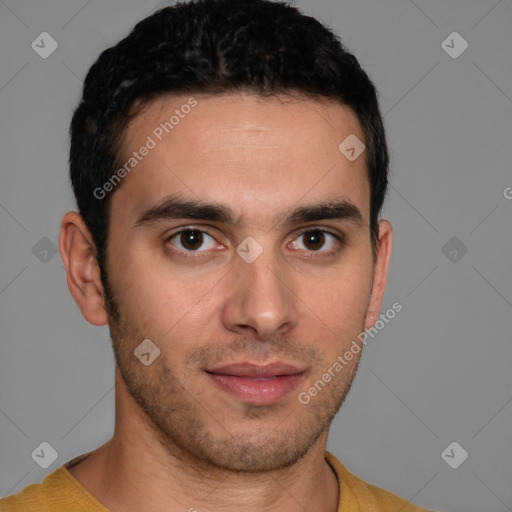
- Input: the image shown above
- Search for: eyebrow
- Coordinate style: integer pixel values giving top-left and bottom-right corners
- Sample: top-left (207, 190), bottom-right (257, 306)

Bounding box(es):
top-left (134, 195), bottom-right (363, 228)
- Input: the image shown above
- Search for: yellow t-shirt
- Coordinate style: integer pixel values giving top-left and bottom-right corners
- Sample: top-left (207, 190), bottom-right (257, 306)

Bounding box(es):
top-left (0, 451), bottom-right (433, 511)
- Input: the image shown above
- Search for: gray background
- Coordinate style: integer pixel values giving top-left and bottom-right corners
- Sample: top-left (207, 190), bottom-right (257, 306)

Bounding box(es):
top-left (1, 0), bottom-right (511, 510)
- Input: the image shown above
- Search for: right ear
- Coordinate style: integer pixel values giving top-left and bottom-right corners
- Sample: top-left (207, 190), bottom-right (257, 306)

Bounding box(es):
top-left (59, 211), bottom-right (108, 326)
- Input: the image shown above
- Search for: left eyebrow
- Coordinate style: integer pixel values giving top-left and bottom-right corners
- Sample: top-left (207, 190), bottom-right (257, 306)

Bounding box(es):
top-left (284, 201), bottom-right (363, 227)
top-left (134, 195), bottom-right (363, 228)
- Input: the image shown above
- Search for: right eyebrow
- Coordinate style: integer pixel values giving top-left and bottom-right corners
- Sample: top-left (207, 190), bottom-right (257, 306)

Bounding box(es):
top-left (134, 196), bottom-right (236, 227)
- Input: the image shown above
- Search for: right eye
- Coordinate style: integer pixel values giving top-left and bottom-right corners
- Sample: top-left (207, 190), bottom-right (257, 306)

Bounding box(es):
top-left (166, 228), bottom-right (221, 255)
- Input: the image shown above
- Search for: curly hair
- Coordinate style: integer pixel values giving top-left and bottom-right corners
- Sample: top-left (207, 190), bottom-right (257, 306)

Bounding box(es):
top-left (69, 0), bottom-right (389, 284)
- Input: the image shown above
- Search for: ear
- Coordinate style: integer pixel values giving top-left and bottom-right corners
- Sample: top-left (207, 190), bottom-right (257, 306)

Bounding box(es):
top-left (364, 220), bottom-right (393, 331)
top-left (59, 211), bottom-right (108, 326)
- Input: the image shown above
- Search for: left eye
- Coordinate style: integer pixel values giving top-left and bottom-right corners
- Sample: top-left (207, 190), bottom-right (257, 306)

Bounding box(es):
top-left (290, 229), bottom-right (341, 253)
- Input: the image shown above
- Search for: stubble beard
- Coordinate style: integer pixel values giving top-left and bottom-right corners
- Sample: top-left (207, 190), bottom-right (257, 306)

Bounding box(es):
top-left (103, 275), bottom-right (361, 474)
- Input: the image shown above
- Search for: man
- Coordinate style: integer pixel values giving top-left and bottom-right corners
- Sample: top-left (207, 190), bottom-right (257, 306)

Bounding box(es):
top-left (0, 0), bottom-right (434, 510)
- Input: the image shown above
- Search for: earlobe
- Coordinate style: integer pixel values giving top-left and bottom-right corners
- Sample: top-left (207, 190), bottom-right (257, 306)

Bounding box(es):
top-left (59, 211), bottom-right (109, 326)
top-left (364, 220), bottom-right (393, 331)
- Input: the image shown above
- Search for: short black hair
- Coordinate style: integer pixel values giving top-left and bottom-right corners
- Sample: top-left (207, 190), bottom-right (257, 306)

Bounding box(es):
top-left (69, 0), bottom-right (389, 285)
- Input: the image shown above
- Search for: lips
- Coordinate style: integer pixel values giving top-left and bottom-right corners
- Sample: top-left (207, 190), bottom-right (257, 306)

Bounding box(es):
top-left (207, 362), bottom-right (305, 378)
top-left (205, 362), bottom-right (306, 405)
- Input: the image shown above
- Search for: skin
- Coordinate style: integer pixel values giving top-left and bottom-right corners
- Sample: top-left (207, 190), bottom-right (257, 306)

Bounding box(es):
top-left (59, 92), bottom-right (392, 512)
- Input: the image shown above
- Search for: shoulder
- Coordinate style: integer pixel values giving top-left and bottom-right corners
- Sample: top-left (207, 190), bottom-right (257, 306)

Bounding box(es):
top-left (0, 465), bottom-right (106, 512)
top-left (0, 467), bottom-right (67, 512)
top-left (325, 451), bottom-right (435, 512)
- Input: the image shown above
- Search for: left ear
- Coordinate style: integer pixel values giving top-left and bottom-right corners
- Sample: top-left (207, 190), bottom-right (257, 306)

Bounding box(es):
top-left (364, 220), bottom-right (393, 331)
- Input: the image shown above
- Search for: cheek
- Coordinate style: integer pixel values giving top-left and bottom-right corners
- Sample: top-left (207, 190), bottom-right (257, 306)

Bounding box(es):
top-left (108, 247), bottom-right (219, 341)
top-left (301, 257), bottom-right (373, 331)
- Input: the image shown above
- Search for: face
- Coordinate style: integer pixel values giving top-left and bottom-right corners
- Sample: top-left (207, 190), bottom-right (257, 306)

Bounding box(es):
top-left (98, 93), bottom-right (390, 473)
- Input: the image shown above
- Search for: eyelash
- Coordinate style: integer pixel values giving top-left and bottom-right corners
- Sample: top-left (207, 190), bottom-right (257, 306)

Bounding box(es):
top-left (164, 227), bottom-right (345, 258)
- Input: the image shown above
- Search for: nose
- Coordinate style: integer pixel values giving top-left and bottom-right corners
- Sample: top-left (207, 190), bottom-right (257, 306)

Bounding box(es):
top-left (220, 249), bottom-right (298, 340)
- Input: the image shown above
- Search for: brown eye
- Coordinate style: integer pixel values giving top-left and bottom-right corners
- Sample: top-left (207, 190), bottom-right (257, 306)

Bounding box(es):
top-left (180, 230), bottom-right (204, 250)
top-left (167, 229), bottom-right (218, 252)
top-left (302, 230), bottom-right (326, 251)
top-left (290, 229), bottom-right (342, 255)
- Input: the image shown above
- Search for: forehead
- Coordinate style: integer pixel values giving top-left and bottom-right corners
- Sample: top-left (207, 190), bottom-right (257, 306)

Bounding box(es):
top-left (113, 92), bottom-right (370, 228)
